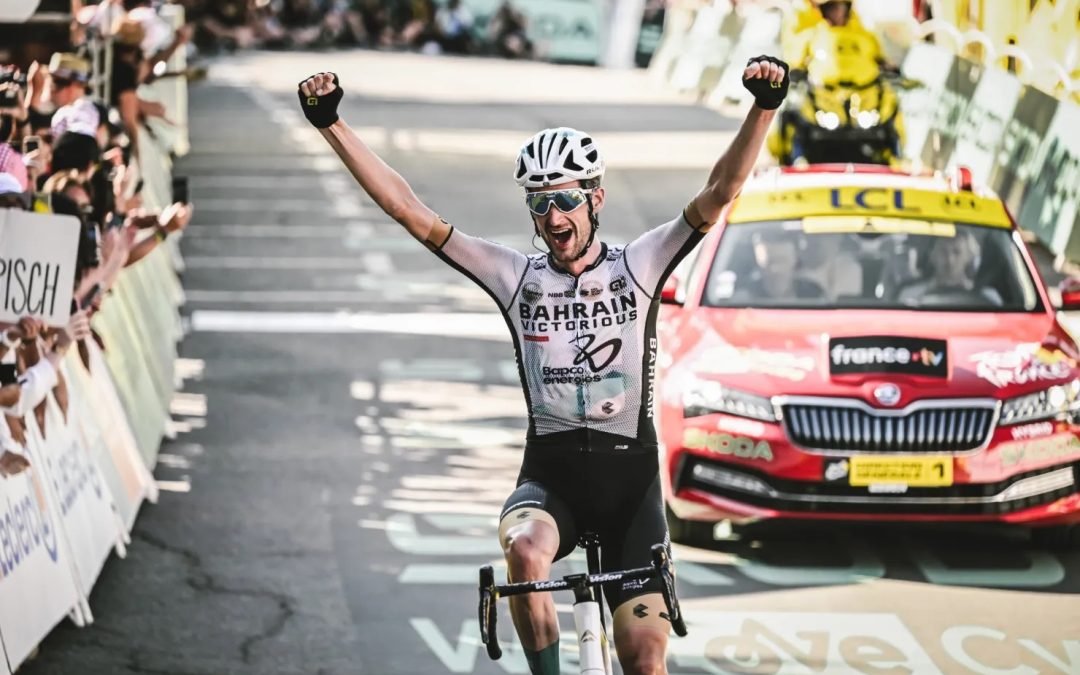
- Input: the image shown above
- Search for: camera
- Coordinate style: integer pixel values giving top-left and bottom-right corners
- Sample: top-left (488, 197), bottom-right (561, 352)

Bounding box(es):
top-left (0, 71), bottom-right (27, 87)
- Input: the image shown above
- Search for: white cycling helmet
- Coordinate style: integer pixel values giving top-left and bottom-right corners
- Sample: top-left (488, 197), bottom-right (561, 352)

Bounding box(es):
top-left (513, 127), bottom-right (605, 188)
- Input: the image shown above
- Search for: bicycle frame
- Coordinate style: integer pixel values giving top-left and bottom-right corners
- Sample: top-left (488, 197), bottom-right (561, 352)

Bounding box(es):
top-left (478, 543), bottom-right (687, 674)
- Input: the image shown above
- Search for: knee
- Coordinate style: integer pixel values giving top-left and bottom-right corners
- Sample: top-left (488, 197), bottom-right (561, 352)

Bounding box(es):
top-left (620, 648), bottom-right (666, 675)
top-left (504, 532), bottom-right (554, 581)
top-left (617, 631), bottom-right (667, 675)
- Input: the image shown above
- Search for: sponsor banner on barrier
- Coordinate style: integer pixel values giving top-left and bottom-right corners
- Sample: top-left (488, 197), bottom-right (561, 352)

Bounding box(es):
top-left (27, 396), bottom-right (124, 598)
top-left (988, 85), bottom-right (1061, 217)
top-left (948, 66), bottom-right (1023, 187)
top-left (920, 57), bottom-right (981, 170)
top-left (900, 42), bottom-right (955, 161)
top-left (0, 465), bottom-right (81, 671)
top-left (455, 0), bottom-right (602, 64)
top-left (704, 7), bottom-right (783, 110)
top-left (0, 211), bottom-right (79, 326)
top-left (62, 354), bottom-right (153, 531)
top-left (1024, 101), bottom-right (1080, 258)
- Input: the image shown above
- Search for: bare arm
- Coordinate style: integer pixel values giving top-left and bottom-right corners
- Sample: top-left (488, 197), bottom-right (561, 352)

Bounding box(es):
top-left (688, 59), bottom-right (787, 227)
top-left (302, 73), bottom-right (450, 249)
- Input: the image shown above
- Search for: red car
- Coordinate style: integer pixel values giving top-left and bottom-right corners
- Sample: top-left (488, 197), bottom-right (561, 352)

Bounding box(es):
top-left (656, 165), bottom-right (1080, 548)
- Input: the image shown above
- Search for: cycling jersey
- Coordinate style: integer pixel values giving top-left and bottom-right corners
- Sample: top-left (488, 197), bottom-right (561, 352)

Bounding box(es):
top-left (433, 212), bottom-right (706, 443)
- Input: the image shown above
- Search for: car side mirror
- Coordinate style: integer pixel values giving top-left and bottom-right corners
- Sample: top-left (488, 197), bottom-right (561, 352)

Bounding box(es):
top-left (660, 275), bottom-right (683, 306)
top-left (1060, 278), bottom-right (1080, 311)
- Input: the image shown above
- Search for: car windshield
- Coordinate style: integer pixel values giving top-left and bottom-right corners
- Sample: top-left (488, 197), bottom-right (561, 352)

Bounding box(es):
top-left (702, 217), bottom-right (1043, 312)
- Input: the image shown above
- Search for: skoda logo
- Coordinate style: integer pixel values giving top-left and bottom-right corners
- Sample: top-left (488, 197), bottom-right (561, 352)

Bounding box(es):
top-left (873, 383), bottom-right (901, 407)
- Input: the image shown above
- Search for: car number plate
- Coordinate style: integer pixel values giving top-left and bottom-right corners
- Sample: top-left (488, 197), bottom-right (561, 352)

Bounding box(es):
top-left (848, 456), bottom-right (953, 487)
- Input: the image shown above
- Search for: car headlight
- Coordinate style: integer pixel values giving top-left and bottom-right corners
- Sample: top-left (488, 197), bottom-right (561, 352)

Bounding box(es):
top-left (682, 376), bottom-right (777, 422)
top-left (1000, 380), bottom-right (1080, 425)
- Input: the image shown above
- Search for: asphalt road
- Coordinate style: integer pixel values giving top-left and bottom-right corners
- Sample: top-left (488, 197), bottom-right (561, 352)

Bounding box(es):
top-left (19, 50), bottom-right (1080, 675)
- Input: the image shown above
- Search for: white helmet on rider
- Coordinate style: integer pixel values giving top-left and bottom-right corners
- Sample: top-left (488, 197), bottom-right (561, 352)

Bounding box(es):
top-left (513, 127), bottom-right (605, 189)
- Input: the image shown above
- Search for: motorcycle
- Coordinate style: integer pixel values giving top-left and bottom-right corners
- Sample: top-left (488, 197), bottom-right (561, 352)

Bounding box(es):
top-left (768, 48), bottom-right (919, 166)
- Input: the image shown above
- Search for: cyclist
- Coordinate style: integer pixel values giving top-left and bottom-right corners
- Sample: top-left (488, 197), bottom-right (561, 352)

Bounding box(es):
top-left (298, 56), bottom-right (788, 675)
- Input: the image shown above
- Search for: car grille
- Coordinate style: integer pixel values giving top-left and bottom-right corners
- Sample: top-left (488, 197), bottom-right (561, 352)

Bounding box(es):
top-left (782, 400), bottom-right (997, 453)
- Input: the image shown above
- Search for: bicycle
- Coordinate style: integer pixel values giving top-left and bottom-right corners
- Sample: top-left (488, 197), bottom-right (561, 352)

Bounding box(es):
top-left (478, 534), bottom-right (688, 674)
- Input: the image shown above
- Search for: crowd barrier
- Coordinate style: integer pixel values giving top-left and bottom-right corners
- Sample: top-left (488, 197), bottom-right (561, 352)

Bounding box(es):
top-left (0, 8), bottom-right (189, 672)
top-left (650, 2), bottom-right (1080, 265)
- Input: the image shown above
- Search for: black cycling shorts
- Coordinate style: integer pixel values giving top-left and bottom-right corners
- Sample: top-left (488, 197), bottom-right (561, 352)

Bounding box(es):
top-left (499, 429), bottom-right (669, 610)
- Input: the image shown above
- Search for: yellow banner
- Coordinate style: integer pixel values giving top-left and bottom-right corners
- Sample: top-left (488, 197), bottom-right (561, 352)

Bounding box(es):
top-left (849, 456), bottom-right (954, 487)
top-left (728, 186), bottom-right (1012, 228)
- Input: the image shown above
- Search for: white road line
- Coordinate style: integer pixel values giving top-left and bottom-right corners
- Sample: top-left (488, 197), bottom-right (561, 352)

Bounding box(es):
top-left (183, 256), bottom-right (374, 270)
top-left (189, 176), bottom-right (326, 189)
top-left (190, 310), bottom-right (509, 340)
top-left (185, 223), bottom-right (382, 237)
top-left (188, 198), bottom-right (339, 211)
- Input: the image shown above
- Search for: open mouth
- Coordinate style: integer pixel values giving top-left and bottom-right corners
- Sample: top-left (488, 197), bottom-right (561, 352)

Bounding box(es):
top-left (550, 228), bottom-right (573, 246)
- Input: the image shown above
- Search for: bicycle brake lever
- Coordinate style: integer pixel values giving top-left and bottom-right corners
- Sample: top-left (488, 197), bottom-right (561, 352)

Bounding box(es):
top-left (651, 544), bottom-right (688, 637)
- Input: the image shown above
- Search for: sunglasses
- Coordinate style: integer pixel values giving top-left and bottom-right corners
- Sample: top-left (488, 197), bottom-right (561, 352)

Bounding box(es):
top-left (525, 188), bottom-right (593, 217)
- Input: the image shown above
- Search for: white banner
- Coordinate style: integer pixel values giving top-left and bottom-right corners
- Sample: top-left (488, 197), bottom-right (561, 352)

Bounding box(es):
top-left (0, 0), bottom-right (40, 23)
top-left (900, 42), bottom-right (955, 161)
top-left (0, 210), bottom-right (79, 327)
top-left (62, 349), bottom-right (154, 531)
top-left (948, 66), bottom-right (1023, 186)
top-left (0, 464), bottom-right (81, 671)
top-left (1016, 101), bottom-right (1080, 255)
top-left (704, 6), bottom-right (783, 110)
top-left (27, 395), bottom-right (125, 600)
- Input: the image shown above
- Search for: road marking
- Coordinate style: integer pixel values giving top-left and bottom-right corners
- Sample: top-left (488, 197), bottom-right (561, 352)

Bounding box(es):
top-left (184, 198), bottom-right (344, 212)
top-left (183, 256), bottom-right (375, 270)
top-left (189, 175), bottom-right (326, 189)
top-left (190, 310), bottom-right (508, 340)
top-left (184, 223), bottom-right (382, 238)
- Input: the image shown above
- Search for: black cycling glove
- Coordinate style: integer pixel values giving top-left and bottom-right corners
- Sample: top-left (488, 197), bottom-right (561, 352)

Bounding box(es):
top-left (298, 73), bottom-right (343, 128)
top-left (742, 55), bottom-right (790, 110)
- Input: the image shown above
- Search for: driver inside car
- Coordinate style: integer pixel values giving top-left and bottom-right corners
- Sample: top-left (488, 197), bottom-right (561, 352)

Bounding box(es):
top-left (897, 231), bottom-right (1003, 306)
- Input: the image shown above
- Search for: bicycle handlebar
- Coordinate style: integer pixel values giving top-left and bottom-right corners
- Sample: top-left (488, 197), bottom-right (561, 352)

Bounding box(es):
top-left (478, 544), bottom-right (687, 660)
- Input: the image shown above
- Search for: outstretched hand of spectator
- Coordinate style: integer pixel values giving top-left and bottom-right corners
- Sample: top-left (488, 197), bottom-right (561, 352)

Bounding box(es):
top-left (160, 201), bottom-right (193, 233)
top-left (7, 316), bottom-right (44, 343)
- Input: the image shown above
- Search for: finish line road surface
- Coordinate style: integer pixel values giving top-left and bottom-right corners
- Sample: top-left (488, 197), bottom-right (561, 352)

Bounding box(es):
top-left (20, 50), bottom-right (1080, 675)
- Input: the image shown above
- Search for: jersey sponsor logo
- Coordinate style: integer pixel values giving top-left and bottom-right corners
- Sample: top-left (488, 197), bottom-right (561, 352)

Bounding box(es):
top-left (579, 281), bottom-right (603, 298)
top-left (571, 333), bottom-right (622, 372)
top-left (522, 282), bottom-right (543, 304)
top-left (610, 275), bottom-right (628, 293)
top-left (547, 289), bottom-right (575, 298)
top-left (519, 292), bottom-right (638, 334)
top-left (542, 364), bottom-right (603, 385)
top-left (646, 338), bottom-right (657, 418)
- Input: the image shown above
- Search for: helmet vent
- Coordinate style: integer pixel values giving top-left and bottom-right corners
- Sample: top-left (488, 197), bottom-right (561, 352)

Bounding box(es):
top-left (585, 150), bottom-right (599, 163)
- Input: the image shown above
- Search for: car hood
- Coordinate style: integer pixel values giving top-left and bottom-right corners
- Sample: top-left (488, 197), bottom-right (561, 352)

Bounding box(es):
top-left (676, 309), bottom-right (1080, 404)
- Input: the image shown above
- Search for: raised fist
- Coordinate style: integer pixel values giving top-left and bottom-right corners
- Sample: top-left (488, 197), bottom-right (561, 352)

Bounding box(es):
top-left (298, 72), bottom-right (343, 129)
top-left (742, 56), bottom-right (790, 111)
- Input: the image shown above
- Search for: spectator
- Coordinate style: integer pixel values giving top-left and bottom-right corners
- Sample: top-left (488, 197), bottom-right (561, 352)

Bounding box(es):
top-left (0, 84), bottom-right (31, 190)
top-left (488, 1), bottom-right (532, 59)
top-left (110, 16), bottom-right (146, 154)
top-left (0, 172), bottom-right (30, 209)
top-left (50, 129), bottom-right (101, 178)
top-left (384, 0), bottom-right (436, 49)
top-left (435, 0), bottom-right (475, 54)
top-left (46, 53), bottom-right (98, 139)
